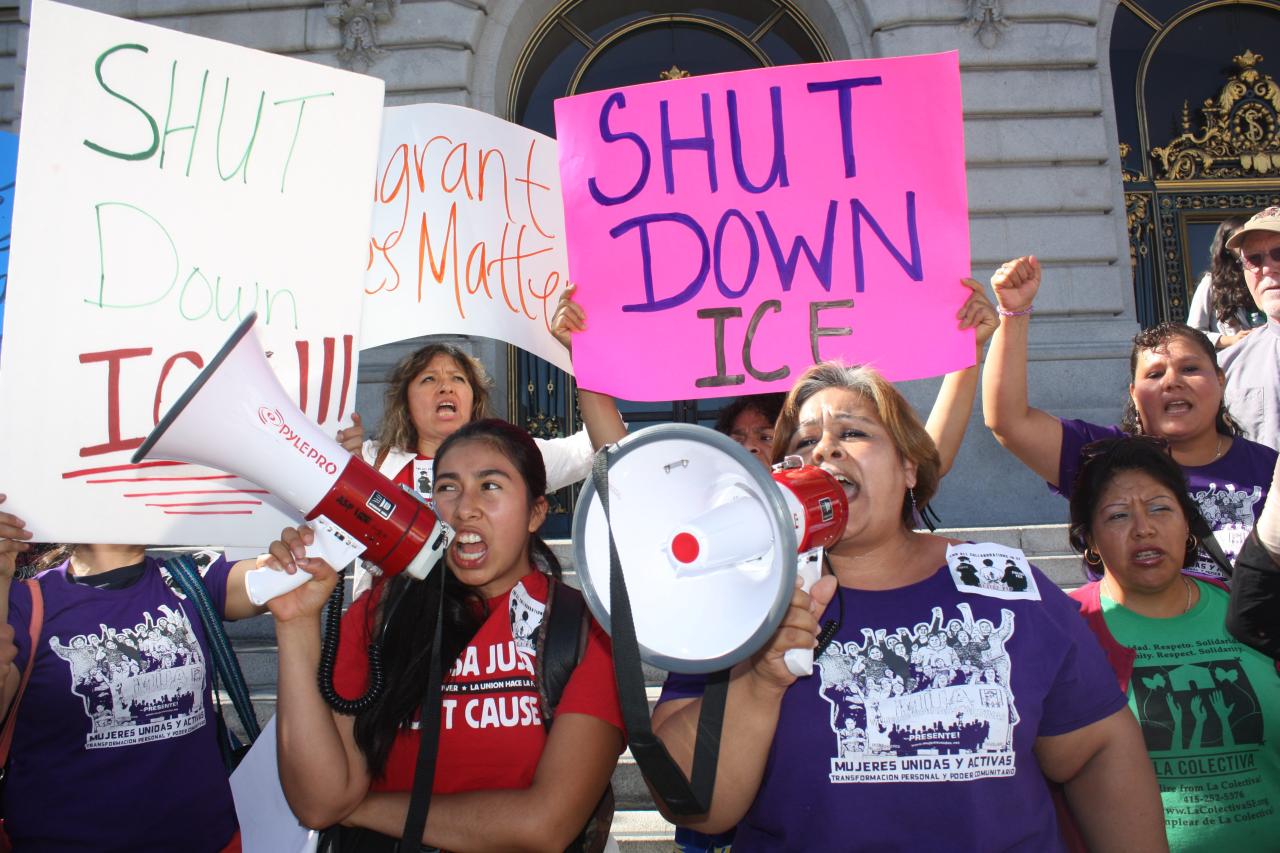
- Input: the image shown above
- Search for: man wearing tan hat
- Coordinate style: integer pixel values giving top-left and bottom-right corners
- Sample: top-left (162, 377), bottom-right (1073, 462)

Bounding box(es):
top-left (1222, 206), bottom-right (1280, 451)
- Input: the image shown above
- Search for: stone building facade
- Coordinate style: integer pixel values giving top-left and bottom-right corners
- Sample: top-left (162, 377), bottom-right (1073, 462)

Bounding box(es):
top-left (0, 1), bottom-right (1255, 526)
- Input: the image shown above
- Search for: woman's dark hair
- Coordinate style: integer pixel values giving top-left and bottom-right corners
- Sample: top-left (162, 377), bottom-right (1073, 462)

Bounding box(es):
top-left (353, 419), bottom-right (559, 777)
top-left (1067, 437), bottom-right (1199, 570)
top-left (23, 543), bottom-right (76, 576)
top-left (713, 393), bottom-right (786, 437)
top-left (376, 343), bottom-right (494, 453)
top-left (1206, 216), bottom-right (1259, 327)
top-left (1120, 322), bottom-right (1240, 437)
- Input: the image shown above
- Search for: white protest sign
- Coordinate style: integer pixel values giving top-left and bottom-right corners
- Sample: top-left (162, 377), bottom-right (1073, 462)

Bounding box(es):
top-left (0, 0), bottom-right (384, 545)
top-left (361, 104), bottom-right (573, 373)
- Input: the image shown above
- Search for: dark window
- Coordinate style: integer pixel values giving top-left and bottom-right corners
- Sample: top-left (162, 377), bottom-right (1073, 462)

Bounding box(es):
top-left (1111, 1), bottom-right (1280, 327)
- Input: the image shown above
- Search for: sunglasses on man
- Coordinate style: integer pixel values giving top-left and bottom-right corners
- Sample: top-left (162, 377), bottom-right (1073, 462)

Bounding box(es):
top-left (1241, 245), bottom-right (1280, 271)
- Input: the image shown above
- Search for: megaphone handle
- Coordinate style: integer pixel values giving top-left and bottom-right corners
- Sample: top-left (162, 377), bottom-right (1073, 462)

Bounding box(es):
top-left (244, 564), bottom-right (312, 606)
top-left (783, 549), bottom-right (824, 677)
top-left (244, 520), bottom-right (365, 606)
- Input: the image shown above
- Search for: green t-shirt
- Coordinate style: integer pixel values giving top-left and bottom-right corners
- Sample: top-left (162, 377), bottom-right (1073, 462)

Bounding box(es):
top-left (1104, 581), bottom-right (1280, 851)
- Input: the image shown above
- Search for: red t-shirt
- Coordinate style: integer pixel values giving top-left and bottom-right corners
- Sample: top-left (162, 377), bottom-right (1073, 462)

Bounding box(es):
top-left (333, 570), bottom-right (623, 793)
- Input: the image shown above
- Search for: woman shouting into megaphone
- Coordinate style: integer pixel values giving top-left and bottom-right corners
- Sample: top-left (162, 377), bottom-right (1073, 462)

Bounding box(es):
top-left (650, 363), bottom-right (1168, 852)
top-left (268, 419), bottom-right (625, 852)
top-left (349, 283), bottom-right (626, 600)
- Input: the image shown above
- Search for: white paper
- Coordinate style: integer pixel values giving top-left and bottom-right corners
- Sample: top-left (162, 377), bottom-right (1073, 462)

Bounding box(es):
top-left (361, 104), bottom-right (574, 373)
top-left (945, 543), bottom-right (1040, 601)
top-left (229, 716), bottom-right (319, 853)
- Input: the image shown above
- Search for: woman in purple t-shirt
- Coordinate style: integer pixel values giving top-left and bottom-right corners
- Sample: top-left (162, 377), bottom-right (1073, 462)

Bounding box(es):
top-left (0, 497), bottom-right (268, 853)
top-left (652, 363), bottom-right (1166, 851)
top-left (983, 255), bottom-right (1278, 583)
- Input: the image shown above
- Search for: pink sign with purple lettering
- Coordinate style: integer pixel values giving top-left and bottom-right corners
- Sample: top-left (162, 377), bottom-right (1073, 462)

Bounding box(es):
top-left (555, 52), bottom-right (972, 400)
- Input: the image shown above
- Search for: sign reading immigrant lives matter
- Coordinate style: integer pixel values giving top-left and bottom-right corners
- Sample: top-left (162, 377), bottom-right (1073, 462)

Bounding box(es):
top-left (0, 1), bottom-right (384, 545)
top-left (555, 52), bottom-right (972, 401)
top-left (363, 104), bottom-right (573, 373)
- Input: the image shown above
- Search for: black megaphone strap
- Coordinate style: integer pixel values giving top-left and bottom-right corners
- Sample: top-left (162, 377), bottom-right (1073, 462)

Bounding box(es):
top-left (590, 449), bottom-right (730, 817)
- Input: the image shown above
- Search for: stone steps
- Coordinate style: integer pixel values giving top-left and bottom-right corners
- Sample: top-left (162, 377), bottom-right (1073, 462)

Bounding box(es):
top-left (609, 811), bottom-right (679, 852)
top-left (221, 524), bottom-right (1078, 848)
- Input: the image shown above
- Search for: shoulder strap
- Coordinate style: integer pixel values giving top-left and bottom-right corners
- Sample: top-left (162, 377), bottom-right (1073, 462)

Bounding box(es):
top-left (534, 577), bottom-right (616, 853)
top-left (536, 577), bottom-right (590, 727)
top-left (590, 450), bottom-right (729, 817)
top-left (1186, 508), bottom-right (1235, 579)
top-left (374, 442), bottom-right (392, 473)
top-left (163, 556), bottom-right (261, 743)
top-left (0, 578), bottom-right (43, 765)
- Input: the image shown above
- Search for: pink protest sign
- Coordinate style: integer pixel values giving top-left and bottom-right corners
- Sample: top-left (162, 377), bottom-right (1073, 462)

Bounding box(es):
top-left (555, 52), bottom-right (972, 401)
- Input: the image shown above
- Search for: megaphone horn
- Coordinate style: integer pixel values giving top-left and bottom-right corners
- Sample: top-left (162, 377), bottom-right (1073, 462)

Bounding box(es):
top-left (133, 313), bottom-right (451, 604)
top-left (573, 424), bottom-right (848, 675)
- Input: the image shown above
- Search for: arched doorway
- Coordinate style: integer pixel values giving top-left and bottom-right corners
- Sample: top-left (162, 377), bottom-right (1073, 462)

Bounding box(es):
top-left (1112, 0), bottom-right (1280, 327)
top-left (507, 0), bottom-right (829, 531)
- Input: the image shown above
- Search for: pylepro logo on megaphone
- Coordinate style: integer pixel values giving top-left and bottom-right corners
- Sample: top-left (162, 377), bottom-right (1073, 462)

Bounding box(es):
top-left (257, 406), bottom-right (342, 476)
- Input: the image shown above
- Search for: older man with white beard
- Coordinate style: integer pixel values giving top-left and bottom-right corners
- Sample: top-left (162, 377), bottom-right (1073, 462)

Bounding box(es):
top-left (1222, 206), bottom-right (1280, 451)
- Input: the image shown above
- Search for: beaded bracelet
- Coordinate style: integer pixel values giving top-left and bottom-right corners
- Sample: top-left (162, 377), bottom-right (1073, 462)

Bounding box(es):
top-left (997, 305), bottom-right (1033, 317)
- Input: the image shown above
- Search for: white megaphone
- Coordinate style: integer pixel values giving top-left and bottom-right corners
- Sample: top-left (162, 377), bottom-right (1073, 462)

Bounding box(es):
top-left (573, 424), bottom-right (847, 675)
top-left (132, 313), bottom-right (451, 605)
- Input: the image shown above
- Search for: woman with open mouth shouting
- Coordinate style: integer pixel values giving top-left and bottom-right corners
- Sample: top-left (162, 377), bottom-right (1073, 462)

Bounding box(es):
top-left (268, 419), bottom-right (624, 852)
top-left (983, 255), bottom-right (1278, 585)
top-left (349, 285), bottom-right (625, 599)
top-left (1064, 435), bottom-right (1280, 850)
top-left (651, 363), bottom-right (1166, 852)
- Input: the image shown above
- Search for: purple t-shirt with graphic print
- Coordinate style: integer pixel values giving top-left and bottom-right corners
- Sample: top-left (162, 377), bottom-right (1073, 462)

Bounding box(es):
top-left (5, 556), bottom-right (238, 852)
top-left (659, 562), bottom-right (1126, 852)
top-left (1056, 418), bottom-right (1277, 582)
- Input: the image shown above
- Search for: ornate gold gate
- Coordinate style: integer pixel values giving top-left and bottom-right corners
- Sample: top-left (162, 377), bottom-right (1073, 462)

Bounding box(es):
top-left (1114, 1), bottom-right (1280, 326)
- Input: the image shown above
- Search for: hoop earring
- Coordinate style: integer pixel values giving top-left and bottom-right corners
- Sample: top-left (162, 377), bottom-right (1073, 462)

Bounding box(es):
top-left (1084, 547), bottom-right (1102, 566)
top-left (1187, 533), bottom-right (1199, 552)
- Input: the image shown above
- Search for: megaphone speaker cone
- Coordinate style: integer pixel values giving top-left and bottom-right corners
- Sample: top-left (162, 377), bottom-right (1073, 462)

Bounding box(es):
top-left (664, 492), bottom-right (775, 577)
top-left (573, 424), bottom-right (799, 674)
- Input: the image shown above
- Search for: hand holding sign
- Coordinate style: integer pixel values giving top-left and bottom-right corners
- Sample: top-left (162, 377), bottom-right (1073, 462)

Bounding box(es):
top-left (957, 278), bottom-right (999, 354)
top-left (555, 53), bottom-right (973, 401)
top-left (551, 282), bottom-right (587, 353)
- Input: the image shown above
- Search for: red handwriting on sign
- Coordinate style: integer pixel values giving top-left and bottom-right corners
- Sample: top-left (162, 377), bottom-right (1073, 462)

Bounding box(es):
top-left (78, 348), bottom-right (154, 457)
top-left (75, 336), bottom-right (354, 460)
top-left (294, 334), bottom-right (353, 423)
top-left (366, 136), bottom-right (564, 333)
top-left (60, 460), bottom-right (266, 516)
